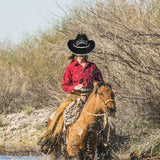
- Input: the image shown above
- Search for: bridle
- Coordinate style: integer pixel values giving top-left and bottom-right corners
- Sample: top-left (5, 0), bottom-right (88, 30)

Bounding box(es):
top-left (100, 97), bottom-right (114, 106)
top-left (84, 94), bottom-right (114, 117)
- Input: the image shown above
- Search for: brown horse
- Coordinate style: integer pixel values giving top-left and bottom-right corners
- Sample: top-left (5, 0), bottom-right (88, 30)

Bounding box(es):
top-left (66, 82), bottom-right (115, 160)
top-left (48, 82), bottom-right (115, 160)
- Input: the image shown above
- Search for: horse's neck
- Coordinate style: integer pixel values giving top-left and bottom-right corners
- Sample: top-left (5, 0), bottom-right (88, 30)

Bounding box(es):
top-left (69, 92), bottom-right (100, 144)
top-left (78, 92), bottom-right (99, 128)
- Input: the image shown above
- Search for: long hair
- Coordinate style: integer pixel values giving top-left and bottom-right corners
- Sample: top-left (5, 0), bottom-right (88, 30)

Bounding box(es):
top-left (67, 54), bottom-right (76, 63)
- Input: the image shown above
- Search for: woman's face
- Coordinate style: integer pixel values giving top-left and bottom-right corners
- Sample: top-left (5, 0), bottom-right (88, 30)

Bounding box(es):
top-left (76, 55), bottom-right (85, 61)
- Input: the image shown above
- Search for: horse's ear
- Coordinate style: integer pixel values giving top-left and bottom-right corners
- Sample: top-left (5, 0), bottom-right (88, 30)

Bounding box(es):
top-left (93, 81), bottom-right (99, 89)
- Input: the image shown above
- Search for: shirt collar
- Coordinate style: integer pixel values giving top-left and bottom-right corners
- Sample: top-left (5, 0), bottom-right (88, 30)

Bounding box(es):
top-left (73, 59), bottom-right (90, 67)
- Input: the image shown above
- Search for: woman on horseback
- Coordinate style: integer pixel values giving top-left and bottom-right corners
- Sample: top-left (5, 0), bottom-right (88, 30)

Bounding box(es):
top-left (61, 34), bottom-right (104, 129)
top-left (39, 34), bottom-right (115, 157)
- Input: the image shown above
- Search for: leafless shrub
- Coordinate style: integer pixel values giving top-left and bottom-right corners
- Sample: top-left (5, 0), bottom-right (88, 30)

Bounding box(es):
top-left (0, 30), bottom-right (67, 113)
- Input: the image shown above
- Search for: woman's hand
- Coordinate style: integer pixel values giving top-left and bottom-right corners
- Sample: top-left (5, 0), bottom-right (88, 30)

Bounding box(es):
top-left (74, 84), bottom-right (83, 91)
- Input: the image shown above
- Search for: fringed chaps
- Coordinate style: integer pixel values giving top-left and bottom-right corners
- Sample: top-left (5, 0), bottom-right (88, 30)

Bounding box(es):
top-left (38, 92), bottom-right (90, 154)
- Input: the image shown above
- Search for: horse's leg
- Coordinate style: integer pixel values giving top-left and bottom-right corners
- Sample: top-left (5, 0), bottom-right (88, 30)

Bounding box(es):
top-left (50, 153), bottom-right (54, 160)
top-left (97, 143), bottom-right (114, 160)
top-left (66, 153), bottom-right (84, 160)
top-left (83, 151), bottom-right (95, 160)
top-left (66, 146), bottom-right (84, 160)
top-left (64, 152), bottom-right (83, 160)
top-left (83, 133), bottom-right (97, 160)
top-left (97, 143), bottom-right (107, 160)
top-left (67, 126), bottom-right (82, 157)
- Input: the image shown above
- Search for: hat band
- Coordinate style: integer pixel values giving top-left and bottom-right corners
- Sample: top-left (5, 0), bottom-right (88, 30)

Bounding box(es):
top-left (73, 43), bottom-right (90, 49)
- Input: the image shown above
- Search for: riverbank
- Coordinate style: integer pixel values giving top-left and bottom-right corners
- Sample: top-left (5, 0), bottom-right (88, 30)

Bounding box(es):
top-left (0, 108), bottom-right (53, 156)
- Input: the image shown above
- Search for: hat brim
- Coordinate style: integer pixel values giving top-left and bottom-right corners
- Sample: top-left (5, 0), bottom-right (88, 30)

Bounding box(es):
top-left (67, 40), bottom-right (95, 55)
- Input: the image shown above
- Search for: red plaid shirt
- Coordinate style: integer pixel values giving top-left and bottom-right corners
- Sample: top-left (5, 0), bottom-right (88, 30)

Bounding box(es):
top-left (62, 60), bottom-right (104, 92)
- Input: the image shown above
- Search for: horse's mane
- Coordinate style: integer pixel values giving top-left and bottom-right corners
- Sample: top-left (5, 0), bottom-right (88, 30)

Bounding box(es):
top-left (95, 82), bottom-right (112, 94)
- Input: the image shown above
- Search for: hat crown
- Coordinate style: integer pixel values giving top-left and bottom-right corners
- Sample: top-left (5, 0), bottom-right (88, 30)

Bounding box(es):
top-left (67, 34), bottom-right (95, 55)
top-left (74, 34), bottom-right (89, 47)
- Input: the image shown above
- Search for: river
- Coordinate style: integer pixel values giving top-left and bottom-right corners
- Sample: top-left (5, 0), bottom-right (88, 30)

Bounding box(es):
top-left (0, 155), bottom-right (44, 160)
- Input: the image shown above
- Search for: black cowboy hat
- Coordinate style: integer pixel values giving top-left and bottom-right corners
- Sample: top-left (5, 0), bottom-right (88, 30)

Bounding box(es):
top-left (67, 34), bottom-right (95, 55)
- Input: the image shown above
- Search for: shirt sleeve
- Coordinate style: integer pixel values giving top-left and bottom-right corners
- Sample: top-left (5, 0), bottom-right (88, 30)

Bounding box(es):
top-left (93, 64), bottom-right (104, 83)
top-left (62, 66), bottom-right (75, 93)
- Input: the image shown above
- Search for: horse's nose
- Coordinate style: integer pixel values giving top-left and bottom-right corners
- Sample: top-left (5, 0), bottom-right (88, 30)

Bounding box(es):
top-left (107, 102), bottom-right (115, 110)
top-left (106, 104), bottom-right (116, 116)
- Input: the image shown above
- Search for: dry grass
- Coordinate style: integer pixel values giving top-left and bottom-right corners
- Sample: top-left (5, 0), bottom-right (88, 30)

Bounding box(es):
top-left (0, 0), bottom-right (160, 157)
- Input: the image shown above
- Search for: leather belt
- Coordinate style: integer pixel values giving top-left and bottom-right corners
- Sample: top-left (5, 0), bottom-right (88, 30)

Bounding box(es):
top-left (80, 88), bottom-right (93, 93)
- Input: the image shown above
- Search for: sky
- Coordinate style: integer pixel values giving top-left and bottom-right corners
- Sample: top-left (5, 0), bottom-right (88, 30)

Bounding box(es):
top-left (0, 0), bottom-right (81, 44)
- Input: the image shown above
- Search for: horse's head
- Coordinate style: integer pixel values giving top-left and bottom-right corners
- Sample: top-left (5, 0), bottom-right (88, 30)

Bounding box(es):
top-left (94, 81), bottom-right (115, 116)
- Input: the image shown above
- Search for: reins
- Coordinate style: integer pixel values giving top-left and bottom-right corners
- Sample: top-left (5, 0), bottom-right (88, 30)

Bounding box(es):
top-left (84, 105), bottom-right (106, 117)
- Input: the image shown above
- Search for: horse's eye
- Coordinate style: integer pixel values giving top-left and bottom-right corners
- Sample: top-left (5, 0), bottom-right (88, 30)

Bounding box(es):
top-left (99, 93), bottom-right (103, 96)
top-left (106, 88), bottom-right (110, 92)
top-left (111, 92), bottom-right (114, 99)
